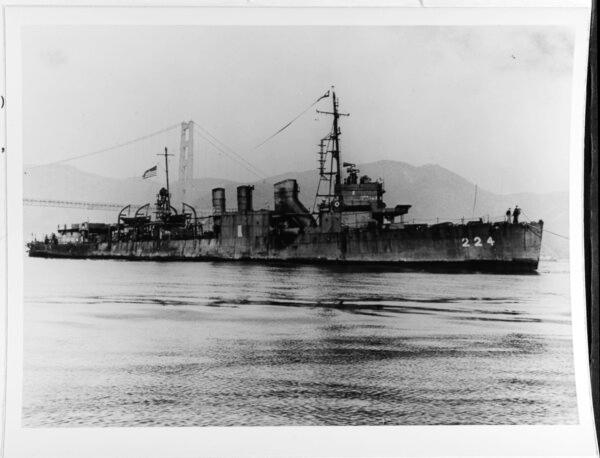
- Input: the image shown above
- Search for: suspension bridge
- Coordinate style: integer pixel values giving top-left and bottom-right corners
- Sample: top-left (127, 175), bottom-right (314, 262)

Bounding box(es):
top-left (24, 120), bottom-right (270, 211)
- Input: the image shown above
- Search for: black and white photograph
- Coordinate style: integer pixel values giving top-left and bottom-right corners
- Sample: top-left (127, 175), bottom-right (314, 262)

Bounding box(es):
top-left (1, 3), bottom-right (597, 458)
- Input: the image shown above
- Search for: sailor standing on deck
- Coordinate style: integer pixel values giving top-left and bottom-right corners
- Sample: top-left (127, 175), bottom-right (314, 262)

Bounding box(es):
top-left (505, 208), bottom-right (512, 222)
top-left (513, 205), bottom-right (521, 224)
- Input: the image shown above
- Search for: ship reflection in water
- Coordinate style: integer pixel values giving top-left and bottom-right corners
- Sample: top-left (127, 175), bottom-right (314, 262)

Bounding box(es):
top-left (23, 258), bottom-right (577, 426)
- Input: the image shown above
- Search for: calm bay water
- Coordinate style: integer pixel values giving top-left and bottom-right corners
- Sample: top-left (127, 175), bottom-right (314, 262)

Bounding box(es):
top-left (23, 257), bottom-right (578, 426)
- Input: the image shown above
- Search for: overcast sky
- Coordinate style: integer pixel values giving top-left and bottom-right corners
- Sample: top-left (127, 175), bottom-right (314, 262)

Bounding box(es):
top-left (22, 25), bottom-right (574, 194)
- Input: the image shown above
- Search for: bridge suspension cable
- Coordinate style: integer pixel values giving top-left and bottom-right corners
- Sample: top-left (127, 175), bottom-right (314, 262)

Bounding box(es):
top-left (192, 123), bottom-right (267, 180)
top-left (23, 119), bottom-right (269, 181)
top-left (25, 123), bottom-right (181, 170)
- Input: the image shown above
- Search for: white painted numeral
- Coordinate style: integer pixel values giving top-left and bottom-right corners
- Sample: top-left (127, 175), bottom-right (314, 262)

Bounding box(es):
top-left (462, 237), bottom-right (494, 248)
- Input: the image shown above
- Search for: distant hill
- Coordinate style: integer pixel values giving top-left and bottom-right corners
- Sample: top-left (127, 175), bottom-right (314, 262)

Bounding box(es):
top-left (23, 161), bottom-right (569, 258)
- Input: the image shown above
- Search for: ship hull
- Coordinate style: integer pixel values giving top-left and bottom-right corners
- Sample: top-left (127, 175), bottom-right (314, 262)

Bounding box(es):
top-left (28, 221), bottom-right (543, 273)
top-left (26, 251), bottom-right (539, 273)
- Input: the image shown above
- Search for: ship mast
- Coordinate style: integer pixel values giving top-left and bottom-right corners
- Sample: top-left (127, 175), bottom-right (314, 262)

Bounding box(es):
top-left (314, 87), bottom-right (349, 212)
top-left (331, 90), bottom-right (343, 186)
top-left (163, 147), bottom-right (171, 210)
top-left (156, 147), bottom-right (173, 219)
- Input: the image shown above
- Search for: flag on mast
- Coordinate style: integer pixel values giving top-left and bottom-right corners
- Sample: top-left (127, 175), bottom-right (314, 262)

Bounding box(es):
top-left (142, 165), bottom-right (157, 179)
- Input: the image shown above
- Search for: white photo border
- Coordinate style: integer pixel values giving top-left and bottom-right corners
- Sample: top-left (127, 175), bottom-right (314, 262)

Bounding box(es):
top-left (1, 4), bottom-right (596, 458)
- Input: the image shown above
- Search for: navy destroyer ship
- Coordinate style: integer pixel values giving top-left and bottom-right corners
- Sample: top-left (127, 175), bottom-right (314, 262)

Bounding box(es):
top-left (27, 90), bottom-right (544, 272)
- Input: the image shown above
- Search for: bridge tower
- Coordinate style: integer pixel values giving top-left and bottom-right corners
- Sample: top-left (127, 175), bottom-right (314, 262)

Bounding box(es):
top-left (178, 120), bottom-right (195, 202)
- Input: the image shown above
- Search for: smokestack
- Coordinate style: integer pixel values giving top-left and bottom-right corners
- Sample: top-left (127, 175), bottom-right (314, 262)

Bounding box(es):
top-left (274, 179), bottom-right (300, 213)
top-left (273, 179), bottom-right (314, 228)
top-left (212, 188), bottom-right (226, 215)
top-left (237, 185), bottom-right (254, 212)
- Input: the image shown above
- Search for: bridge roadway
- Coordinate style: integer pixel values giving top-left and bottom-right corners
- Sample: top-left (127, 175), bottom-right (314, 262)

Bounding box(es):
top-left (24, 198), bottom-right (130, 211)
top-left (23, 198), bottom-right (222, 216)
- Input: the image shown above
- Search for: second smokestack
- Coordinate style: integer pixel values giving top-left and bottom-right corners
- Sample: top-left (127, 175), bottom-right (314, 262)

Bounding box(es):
top-left (237, 185), bottom-right (254, 212)
top-left (212, 187), bottom-right (226, 215)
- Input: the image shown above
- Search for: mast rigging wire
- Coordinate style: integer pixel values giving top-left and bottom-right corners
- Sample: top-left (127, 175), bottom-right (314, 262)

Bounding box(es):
top-left (471, 184), bottom-right (478, 217)
top-left (253, 90), bottom-right (330, 150)
top-left (526, 223), bottom-right (569, 240)
top-left (521, 209), bottom-right (569, 240)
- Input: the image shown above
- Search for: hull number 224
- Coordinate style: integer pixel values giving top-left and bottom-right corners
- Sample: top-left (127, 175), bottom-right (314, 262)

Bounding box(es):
top-left (462, 237), bottom-right (495, 247)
